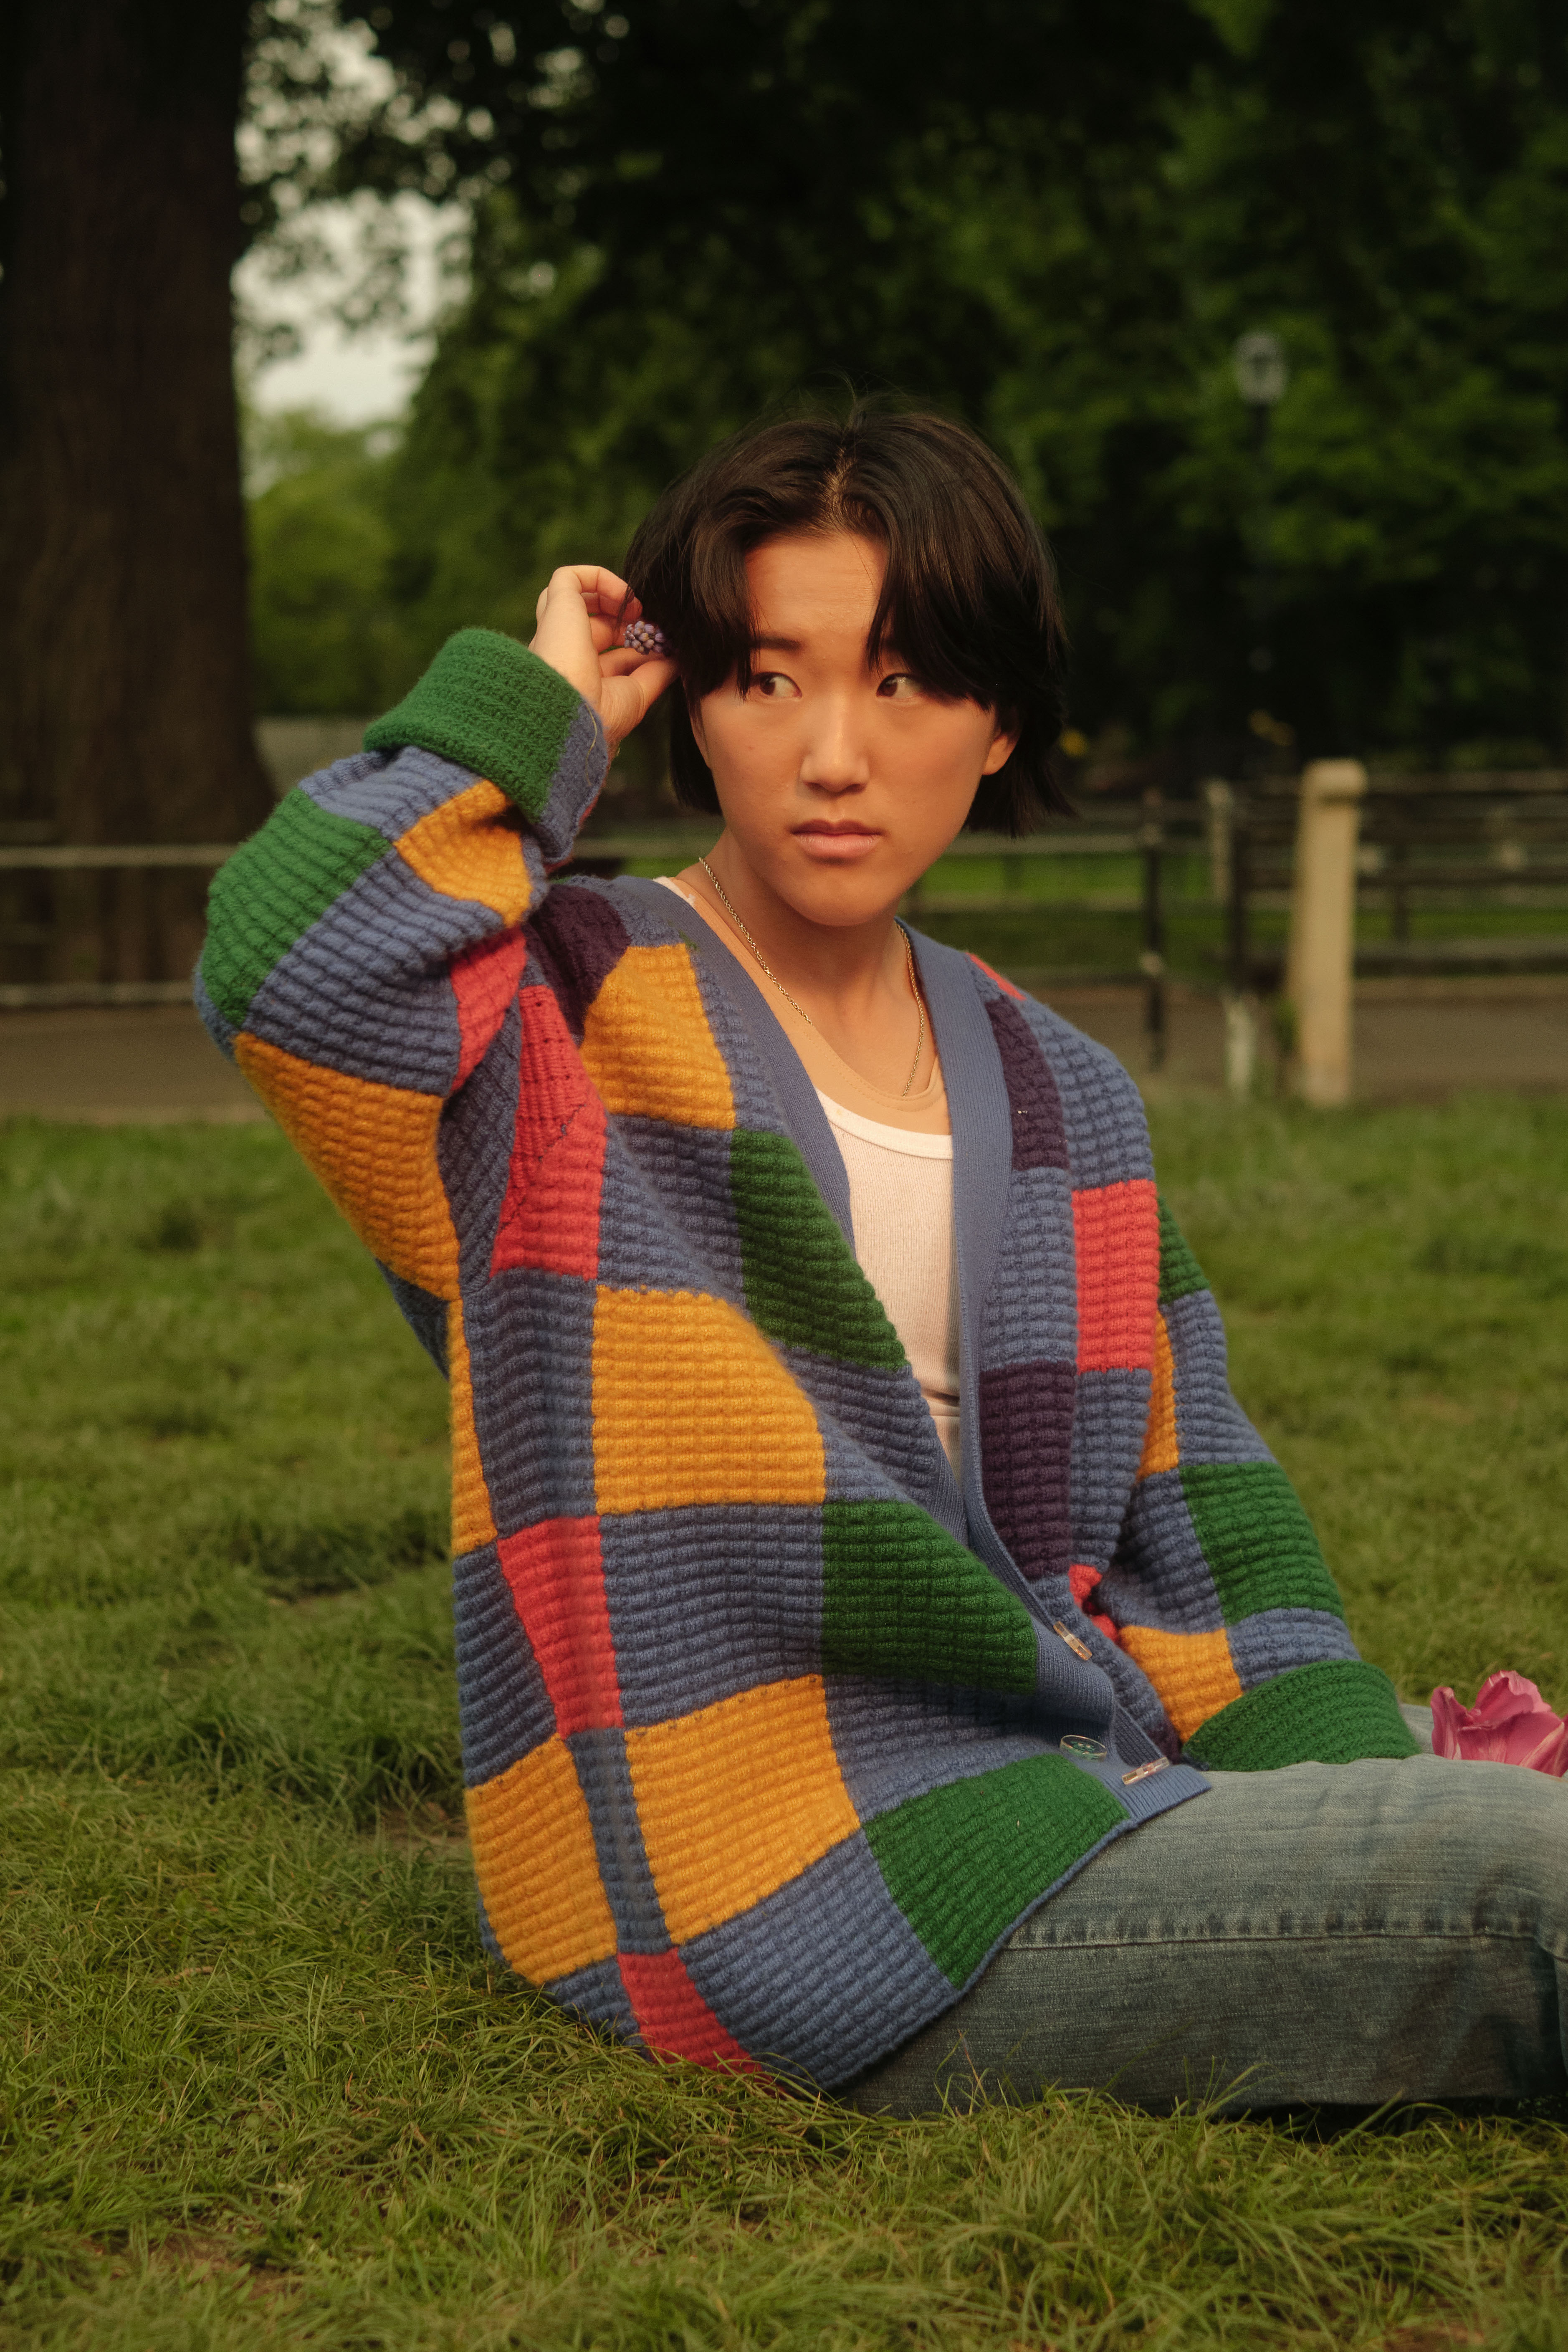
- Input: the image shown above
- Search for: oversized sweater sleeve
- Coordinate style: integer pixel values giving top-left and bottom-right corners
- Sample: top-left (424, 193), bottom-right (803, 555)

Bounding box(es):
top-left (195, 628), bottom-right (606, 1328)
top-left (1098, 1197), bottom-right (1418, 1771)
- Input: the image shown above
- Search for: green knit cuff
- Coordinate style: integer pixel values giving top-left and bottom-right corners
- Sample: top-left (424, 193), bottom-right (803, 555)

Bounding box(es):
top-left (1185, 1660), bottom-right (1420, 1771)
top-left (364, 628), bottom-right (594, 821)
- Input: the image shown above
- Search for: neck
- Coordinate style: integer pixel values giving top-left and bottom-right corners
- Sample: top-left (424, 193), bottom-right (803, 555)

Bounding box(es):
top-left (694, 832), bottom-right (903, 1009)
top-left (678, 830), bottom-right (935, 1104)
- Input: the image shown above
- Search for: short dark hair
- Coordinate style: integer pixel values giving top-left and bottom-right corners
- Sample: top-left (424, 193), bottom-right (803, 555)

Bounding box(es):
top-left (622, 403), bottom-right (1070, 834)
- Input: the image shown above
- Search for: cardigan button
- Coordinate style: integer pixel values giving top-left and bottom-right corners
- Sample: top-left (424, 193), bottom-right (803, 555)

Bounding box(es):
top-left (1060, 1733), bottom-right (1108, 1760)
top-left (1052, 1618), bottom-right (1094, 1663)
top-left (1122, 1759), bottom-right (1171, 1786)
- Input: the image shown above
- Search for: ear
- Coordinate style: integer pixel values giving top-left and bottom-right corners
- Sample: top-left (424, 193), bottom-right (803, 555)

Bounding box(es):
top-left (687, 690), bottom-right (709, 762)
top-left (980, 714), bottom-right (1021, 776)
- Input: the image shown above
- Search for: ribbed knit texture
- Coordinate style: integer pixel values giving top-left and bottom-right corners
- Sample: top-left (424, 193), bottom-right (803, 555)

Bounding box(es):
top-left (1184, 1660), bottom-right (1417, 1770)
top-left (364, 628), bottom-right (593, 821)
top-left (199, 627), bottom-right (1416, 2089)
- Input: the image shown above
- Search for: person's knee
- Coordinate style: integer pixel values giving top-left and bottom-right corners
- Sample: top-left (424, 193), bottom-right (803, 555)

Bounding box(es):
top-left (1393, 1759), bottom-right (1568, 1941)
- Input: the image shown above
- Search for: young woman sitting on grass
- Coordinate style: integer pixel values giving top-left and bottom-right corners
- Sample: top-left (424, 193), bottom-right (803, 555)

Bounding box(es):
top-left (199, 407), bottom-right (1567, 2113)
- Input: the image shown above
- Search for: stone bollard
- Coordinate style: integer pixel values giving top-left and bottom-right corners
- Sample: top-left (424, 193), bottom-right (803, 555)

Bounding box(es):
top-left (1285, 759), bottom-right (1366, 1105)
top-left (1222, 991), bottom-right (1259, 1098)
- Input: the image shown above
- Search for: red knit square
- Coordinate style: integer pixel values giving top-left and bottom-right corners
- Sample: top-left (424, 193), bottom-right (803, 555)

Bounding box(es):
top-left (1073, 1179), bottom-right (1159, 1371)
top-left (491, 984), bottom-right (605, 1280)
top-left (497, 1516), bottom-right (622, 1734)
top-left (450, 931), bottom-right (528, 1089)
top-left (618, 1949), bottom-right (757, 2071)
top-left (1069, 1561), bottom-right (1120, 1644)
top-left (966, 952), bottom-right (1025, 1000)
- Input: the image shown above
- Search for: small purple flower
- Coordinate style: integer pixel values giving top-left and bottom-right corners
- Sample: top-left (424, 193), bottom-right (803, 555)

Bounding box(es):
top-left (622, 618), bottom-right (669, 658)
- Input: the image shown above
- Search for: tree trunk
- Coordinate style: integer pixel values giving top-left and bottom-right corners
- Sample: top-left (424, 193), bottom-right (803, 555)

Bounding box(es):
top-left (0, 0), bottom-right (273, 983)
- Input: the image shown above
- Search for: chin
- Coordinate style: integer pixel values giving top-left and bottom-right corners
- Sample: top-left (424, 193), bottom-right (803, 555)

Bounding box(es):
top-left (782, 874), bottom-right (906, 928)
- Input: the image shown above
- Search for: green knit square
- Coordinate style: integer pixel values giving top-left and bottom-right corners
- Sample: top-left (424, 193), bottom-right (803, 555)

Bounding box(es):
top-left (202, 791), bottom-right (389, 1030)
top-left (821, 1501), bottom-right (1039, 1691)
top-left (1158, 1193), bottom-right (1209, 1302)
top-left (364, 628), bottom-right (587, 819)
top-left (866, 1756), bottom-right (1123, 1986)
top-left (1185, 1659), bottom-right (1420, 1770)
top-left (1181, 1461), bottom-right (1345, 1624)
top-left (729, 1129), bottom-right (905, 1369)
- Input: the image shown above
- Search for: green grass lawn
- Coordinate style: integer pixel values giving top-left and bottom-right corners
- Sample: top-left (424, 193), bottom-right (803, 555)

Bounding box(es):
top-left (3, 1098), bottom-right (1566, 2349)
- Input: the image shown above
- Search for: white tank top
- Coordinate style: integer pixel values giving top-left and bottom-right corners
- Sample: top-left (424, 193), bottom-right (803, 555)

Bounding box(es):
top-left (815, 1094), bottom-right (961, 1476)
top-left (651, 876), bottom-right (961, 1469)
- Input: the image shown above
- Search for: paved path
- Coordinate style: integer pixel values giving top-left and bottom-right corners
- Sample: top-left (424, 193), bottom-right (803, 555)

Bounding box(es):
top-left (0, 1007), bottom-right (263, 1124)
top-left (1, 981), bottom-right (1565, 1124)
top-left (1011, 976), bottom-right (1568, 1102)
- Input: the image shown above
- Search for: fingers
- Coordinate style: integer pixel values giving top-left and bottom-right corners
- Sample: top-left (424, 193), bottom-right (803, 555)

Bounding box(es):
top-left (534, 564), bottom-right (651, 660)
top-left (529, 565), bottom-right (668, 741)
top-left (544, 563), bottom-right (635, 618)
top-left (614, 657), bottom-right (678, 715)
top-left (601, 656), bottom-right (678, 752)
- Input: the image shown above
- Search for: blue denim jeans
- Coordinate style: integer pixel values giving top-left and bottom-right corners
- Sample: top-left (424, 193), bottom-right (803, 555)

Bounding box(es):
top-left (847, 1711), bottom-right (1568, 2115)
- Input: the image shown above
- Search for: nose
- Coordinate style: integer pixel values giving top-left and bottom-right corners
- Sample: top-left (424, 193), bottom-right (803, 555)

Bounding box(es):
top-left (797, 693), bottom-right (872, 795)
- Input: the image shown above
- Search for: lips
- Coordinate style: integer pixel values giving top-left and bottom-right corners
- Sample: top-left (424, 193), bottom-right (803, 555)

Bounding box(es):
top-left (792, 824), bottom-right (881, 861)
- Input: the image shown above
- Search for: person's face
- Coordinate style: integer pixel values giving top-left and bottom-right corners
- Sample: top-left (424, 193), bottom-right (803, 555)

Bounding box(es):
top-left (690, 531), bottom-right (1017, 926)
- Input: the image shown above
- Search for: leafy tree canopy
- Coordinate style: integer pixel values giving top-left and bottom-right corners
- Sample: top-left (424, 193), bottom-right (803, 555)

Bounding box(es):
top-left (250, 0), bottom-right (1568, 766)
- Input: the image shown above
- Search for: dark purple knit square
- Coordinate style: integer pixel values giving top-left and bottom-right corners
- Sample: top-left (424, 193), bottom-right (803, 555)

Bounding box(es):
top-left (528, 880), bottom-right (630, 1039)
top-left (986, 997), bottom-right (1070, 1171)
top-left (977, 1358), bottom-right (1075, 1582)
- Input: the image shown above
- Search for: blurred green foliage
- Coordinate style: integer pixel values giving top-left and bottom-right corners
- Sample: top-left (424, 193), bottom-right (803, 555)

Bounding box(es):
top-left (247, 411), bottom-right (415, 716)
top-left (249, 0), bottom-right (1568, 767)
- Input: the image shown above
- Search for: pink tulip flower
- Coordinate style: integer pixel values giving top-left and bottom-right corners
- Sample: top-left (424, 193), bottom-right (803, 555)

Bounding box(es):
top-left (1429, 1671), bottom-right (1568, 1776)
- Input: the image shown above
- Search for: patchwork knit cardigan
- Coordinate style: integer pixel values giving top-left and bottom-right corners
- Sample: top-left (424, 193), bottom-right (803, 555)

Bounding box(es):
top-left (198, 627), bottom-right (1417, 2089)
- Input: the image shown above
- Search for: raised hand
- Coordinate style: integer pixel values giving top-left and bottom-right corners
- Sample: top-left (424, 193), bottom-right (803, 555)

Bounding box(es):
top-left (529, 564), bottom-right (678, 755)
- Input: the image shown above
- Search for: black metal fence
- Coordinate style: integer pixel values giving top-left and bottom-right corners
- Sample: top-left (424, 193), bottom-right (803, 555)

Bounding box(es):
top-left (1216, 771), bottom-right (1568, 995)
top-left (3, 773), bottom-right (1565, 1033)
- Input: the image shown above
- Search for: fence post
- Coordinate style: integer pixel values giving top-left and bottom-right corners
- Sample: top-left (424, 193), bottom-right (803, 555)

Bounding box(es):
top-left (1285, 759), bottom-right (1366, 1106)
top-left (1203, 779), bottom-right (1234, 904)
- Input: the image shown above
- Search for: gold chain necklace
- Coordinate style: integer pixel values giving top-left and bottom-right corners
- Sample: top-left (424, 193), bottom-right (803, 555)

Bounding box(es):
top-left (696, 855), bottom-right (928, 1098)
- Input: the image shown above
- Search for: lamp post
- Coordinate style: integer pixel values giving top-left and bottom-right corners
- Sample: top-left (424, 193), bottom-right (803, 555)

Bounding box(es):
top-left (1221, 331), bottom-right (1288, 1100)
top-left (1232, 330), bottom-right (1289, 683)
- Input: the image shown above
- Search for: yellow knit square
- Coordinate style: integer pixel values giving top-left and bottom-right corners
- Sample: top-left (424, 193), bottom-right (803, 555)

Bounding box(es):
top-left (235, 1034), bottom-right (460, 1298)
top-left (627, 1676), bottom-right (860, 1943)
top-left (448, 1300), bottom-right (496, 1554)
top-left (1137, 1310), bottom-right (1179, 1478)
top-left (580, 944), bottom-right (734, 1128)
top-left (466, 1736), bottom-right (617, 1983)
top-left (593, 1287), bottom-right (824, 1513)
top-left (395, 779), bottom-right (532, 924)
top-left (1118, 1623), bottom-right (1242, 1742)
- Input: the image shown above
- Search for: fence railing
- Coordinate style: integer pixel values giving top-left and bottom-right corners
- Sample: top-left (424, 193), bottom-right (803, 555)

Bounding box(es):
top-left (1212, 771), bottom-right (1568, 994)
top-left (3, 776), bottom-right (1565, 1048)
top-left (0, 845), bottom-right (236, 869)
top-left (0, 842), bottom-right (238, 1009)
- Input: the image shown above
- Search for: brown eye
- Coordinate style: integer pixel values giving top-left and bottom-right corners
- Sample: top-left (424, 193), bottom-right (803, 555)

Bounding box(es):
top-left (877, 673), bottom-right (920, 699)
